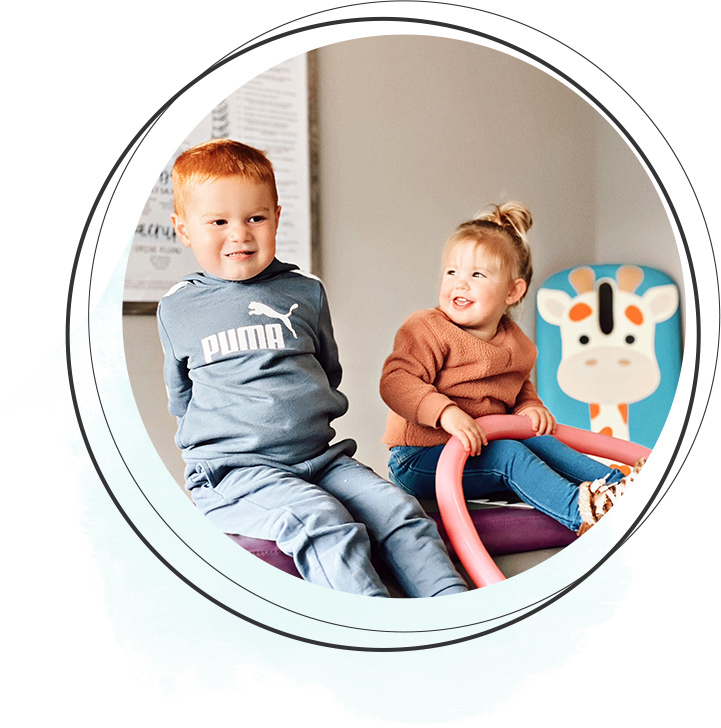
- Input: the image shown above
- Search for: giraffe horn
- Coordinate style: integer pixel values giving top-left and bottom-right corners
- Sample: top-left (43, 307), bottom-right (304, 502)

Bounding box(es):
top-left (568, 266), bottom-right (595, 294)
top-left (617, 265), bottom-right (644, 293)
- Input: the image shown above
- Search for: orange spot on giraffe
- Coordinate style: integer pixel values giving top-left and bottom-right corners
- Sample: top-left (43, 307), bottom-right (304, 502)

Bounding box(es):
top-left (625, 305), bottom-right (644, 325)
top-left (590, 403), bottom-right (600, 419)
top-left (618, 404), bottom-right (628, 423)
top-left (599, 426), bottom-right (613, 437)
top-left (569, 302), bottom-right (593, 321)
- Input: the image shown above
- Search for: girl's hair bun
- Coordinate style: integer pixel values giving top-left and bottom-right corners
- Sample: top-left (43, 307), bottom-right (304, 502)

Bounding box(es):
top-left (476, 201), bottom-right (532, 245)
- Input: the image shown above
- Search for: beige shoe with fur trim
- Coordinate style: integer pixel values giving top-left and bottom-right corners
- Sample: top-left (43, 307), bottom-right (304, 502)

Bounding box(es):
top-left (577, 458), bottom-right (645, 535)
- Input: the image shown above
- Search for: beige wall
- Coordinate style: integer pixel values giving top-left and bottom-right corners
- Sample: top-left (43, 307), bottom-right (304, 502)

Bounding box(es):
top-left (124, 34), bottom-right (682, 484)
top-left (593, 118), bottom-right (681, 278)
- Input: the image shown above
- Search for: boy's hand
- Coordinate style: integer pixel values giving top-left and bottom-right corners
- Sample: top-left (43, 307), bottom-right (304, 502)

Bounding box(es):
top-left (519, 406), bottom-right (557, 435)
top-left (439, 405), bottom-right (488, 456)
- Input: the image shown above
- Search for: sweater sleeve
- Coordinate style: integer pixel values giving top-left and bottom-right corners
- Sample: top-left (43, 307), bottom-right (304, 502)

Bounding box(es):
top-left (379, 313), bottom-right (454, 429)
top-left (512, 377), bottom-right (545, 413)
top-left (157, 305), bottom-right (193, 419)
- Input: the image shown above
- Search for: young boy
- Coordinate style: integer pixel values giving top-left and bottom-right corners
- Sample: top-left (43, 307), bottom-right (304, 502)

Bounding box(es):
top-left (158, 139), bottom-right (467, 598)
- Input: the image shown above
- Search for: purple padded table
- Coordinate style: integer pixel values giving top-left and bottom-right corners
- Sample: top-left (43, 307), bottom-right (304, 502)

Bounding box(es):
top-left (226, 507), bottom-right (577, 580)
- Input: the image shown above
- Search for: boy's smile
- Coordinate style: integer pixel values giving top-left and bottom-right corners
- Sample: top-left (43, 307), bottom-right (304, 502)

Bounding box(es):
top-left (171, 176), bottom-right (281, 281)
top-left (439, 240), bottom-right (526, 340)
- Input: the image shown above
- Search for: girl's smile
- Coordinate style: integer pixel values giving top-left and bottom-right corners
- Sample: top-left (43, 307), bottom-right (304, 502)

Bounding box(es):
top-left (451, 296), bottom-right (473, 309)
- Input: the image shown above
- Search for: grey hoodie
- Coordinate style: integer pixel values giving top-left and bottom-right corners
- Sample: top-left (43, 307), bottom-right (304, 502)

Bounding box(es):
top-left (157, 259), bottom-right (355, 468)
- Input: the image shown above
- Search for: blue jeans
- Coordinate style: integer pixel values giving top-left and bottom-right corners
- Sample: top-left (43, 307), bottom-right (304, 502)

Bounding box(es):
top-left (388, 436), bottom-right (625, 531)
top-left (186, 453), bottom-right (468, 598)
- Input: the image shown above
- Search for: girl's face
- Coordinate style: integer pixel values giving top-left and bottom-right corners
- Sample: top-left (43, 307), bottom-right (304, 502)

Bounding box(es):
top-left (439, 239), bottom-right (526, 340)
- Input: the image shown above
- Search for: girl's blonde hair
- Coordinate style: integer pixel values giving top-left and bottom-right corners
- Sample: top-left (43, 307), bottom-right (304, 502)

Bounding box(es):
top-left (443, 201), bottom-right (533, 305)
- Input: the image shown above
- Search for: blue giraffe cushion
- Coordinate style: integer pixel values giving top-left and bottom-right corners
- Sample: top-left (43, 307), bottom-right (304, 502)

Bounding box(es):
top-left (536, 264), bottom-right (681, 449)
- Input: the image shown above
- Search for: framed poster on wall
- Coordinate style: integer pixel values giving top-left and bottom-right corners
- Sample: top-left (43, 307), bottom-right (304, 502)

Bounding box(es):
top-left (123, 52), bottom-right (316, 313)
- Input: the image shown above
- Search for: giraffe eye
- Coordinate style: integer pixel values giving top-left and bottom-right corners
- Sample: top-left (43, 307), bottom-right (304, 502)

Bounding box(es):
top-left (579, 335), bottom-right (590, 345)
top-left (625, 335), bottom-right (635, 344)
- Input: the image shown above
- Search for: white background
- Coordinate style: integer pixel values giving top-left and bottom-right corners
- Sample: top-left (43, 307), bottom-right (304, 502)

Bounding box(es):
top-left (4, 1), bottom-right (719, 725)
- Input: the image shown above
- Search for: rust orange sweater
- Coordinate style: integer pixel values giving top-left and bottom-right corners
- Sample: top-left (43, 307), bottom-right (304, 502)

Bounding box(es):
top-left (380, 308), bottom-right (543, 448)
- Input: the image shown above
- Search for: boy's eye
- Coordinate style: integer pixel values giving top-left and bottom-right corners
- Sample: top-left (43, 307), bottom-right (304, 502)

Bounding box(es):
top-left (249, 215), bottom-right (266, 223)
top-left (473, 272), bottom-right (485, 278)
top-left (446, 269), bottom-right (456, 276)
top-left (212, 219), bottom-right (227, 226)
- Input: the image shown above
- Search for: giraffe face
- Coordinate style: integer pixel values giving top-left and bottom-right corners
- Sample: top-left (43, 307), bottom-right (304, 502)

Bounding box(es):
top-left (538, 267), bottom-right (678, 407)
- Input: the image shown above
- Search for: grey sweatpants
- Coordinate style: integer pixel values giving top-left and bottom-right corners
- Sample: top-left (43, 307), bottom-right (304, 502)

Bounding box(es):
top-left (186, 452), bottom-right (468, 598)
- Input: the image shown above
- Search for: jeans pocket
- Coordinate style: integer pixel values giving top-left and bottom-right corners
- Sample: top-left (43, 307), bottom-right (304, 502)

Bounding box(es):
top-left (390, 446), bottom-right (426, 468)
top-left (388, 447), bottom-right (428, 494)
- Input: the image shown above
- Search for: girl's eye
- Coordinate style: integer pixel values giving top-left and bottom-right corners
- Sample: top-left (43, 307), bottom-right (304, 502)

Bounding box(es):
top-left (212, 219), bottom-right (227, 226)
top-left (472, 272), bottom-right (484, 278)
top-left (446, 269), bottom-right (456, 276)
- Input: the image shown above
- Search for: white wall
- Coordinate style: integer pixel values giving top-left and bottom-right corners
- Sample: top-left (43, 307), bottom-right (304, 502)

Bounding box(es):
top-left (124, 34), bottom-right (682, 484)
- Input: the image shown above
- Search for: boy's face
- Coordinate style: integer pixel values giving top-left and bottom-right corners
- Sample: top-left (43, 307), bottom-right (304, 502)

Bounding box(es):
top-left (171, 176), bottom-right (280, 281)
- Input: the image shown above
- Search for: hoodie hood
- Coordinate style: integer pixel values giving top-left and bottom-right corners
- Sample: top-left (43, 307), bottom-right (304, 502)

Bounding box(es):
top-left (182, 258), bottom-right (300, 286)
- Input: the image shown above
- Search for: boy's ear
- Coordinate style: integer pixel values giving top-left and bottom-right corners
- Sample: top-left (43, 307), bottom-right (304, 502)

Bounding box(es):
top-left (506, 278), bottom-right (527, 305)
top-left (274, 205), bottom-right (282, 232)
top-left (171, 213), bottom-right (192, 248)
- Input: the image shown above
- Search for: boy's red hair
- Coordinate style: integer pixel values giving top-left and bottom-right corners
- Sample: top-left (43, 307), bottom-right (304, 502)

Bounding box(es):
top-left (171, 138), bottom-right (278, 215)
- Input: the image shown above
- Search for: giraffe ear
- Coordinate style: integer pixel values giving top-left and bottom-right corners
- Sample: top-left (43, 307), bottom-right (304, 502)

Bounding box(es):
top-left (537, 288), bottom-right (572, 325)
top-left (617, 265), bottom-right (644, 293)
top-left (642, 284), bottom-right (679, 323)
top-left (568, 266), bottom-right (595, 294)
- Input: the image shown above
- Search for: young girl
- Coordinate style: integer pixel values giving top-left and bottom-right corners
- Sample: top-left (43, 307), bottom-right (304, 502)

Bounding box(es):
top-left (379, 202), bottom-right (641, 535)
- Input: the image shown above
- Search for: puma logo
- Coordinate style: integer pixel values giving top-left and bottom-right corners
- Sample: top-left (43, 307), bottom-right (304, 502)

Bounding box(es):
top-left (248, 301), bottom-right (299, 338)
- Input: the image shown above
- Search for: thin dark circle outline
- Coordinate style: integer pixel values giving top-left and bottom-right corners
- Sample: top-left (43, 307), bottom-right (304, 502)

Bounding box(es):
top-left (71, 14), bottom-right (696, 644)
top-left (67, 11), bottom-right (696, 648)
top-left (67, 12), bottom-right (711, 651)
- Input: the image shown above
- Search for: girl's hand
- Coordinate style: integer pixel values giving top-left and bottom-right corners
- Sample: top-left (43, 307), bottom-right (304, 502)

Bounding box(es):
top-left (439, 405), bottom-right (488, 456)
top-left (519, 406), bottom-right (557, 435)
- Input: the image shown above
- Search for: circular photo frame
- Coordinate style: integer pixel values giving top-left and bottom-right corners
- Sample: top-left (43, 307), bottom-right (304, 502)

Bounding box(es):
top-left (67, 2), bottom-right (717, 650)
